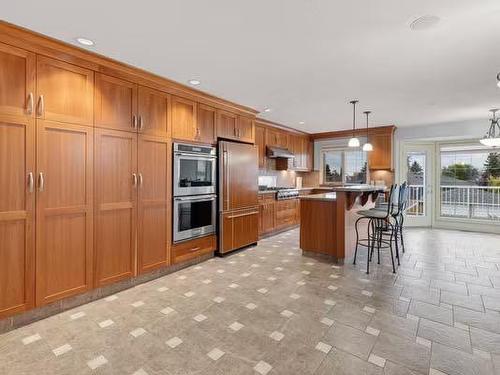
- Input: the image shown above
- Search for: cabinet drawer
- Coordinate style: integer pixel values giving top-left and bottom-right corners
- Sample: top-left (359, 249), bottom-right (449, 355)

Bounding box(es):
top-left (173, 235), bottom-right (216, 264)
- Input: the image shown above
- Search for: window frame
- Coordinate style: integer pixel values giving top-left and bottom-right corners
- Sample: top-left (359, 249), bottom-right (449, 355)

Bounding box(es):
top-left (319, 146), bottom-right (368, 185)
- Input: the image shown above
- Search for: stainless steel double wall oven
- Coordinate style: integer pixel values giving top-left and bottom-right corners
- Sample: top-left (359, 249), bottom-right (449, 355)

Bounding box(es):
top-left (173, 143), bottom-right (217, 242)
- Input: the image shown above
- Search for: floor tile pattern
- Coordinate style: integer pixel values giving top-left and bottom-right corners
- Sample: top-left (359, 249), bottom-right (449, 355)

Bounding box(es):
top-left (1, 228), bottom-right (500, 374)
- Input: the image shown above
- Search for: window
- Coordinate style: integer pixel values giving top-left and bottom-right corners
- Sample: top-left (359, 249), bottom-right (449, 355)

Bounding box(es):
top-left (439, 143), bottom-right (500, 221)
top-left (321, 148), bottom-right (367, 185)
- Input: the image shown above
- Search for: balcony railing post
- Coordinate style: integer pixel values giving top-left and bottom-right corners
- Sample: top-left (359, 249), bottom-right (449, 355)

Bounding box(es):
top-left (467, 186), bottom-right (472, 219)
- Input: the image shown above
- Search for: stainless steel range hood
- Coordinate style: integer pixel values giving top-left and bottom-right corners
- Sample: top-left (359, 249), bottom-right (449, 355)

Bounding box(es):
top-left (266, 146), bottom-right (295, 159)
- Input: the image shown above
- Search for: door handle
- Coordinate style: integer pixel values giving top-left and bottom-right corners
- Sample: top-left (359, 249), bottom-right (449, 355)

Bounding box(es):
top-left (132, 173), bottom-right (138, 188)
top-left (189, 247), bottom-right (201, 252)
top-left (27, 93), bottom-right (34, 115)
top-left (223, 150), bottom-right (230, 208)
top-left (138, 116), bottom-right (144, 131)
top-left (38, 172), bottom-right (44, 192)
top-left (227, 211), bottom-right (259, 219)
top-left (132, 115), bottom-right (137, 130)
top-left (27, 172), bottom-right (34, 193)
top-left (37, 95), bottom-right (44, 117)
top-left (138, 173), bottom-right (143, 187)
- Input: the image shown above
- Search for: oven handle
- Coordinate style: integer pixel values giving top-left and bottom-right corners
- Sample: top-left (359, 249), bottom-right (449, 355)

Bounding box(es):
top-left (174, 196), bottom-right (216, 202)
top-left (174, 152), bottom-right (217, 159)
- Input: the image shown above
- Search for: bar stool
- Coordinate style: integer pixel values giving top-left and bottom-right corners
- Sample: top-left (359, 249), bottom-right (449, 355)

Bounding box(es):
top-left (353, 185), bottom-right (398, 274)
top-left (373, 181), bottom-right (409, 260)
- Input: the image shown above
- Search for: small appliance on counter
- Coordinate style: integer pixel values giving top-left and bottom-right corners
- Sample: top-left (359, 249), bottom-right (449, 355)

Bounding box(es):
top-left (173, 143), bottom-right (217, 243)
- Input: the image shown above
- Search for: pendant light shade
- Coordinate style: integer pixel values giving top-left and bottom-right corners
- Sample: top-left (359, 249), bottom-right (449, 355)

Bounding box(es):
top-left (348, 100), bottom-right (360, 148)
top-left (479, 109), bottom-right (500, 147)
top-left (362, 110), bottom-right (373, 152)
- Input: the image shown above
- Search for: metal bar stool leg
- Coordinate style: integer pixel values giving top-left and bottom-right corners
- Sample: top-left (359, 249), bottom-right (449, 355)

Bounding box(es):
top-left (353, 217), bottom-right (363, 265)
top-left (388, 223), bottom-right (396, 273)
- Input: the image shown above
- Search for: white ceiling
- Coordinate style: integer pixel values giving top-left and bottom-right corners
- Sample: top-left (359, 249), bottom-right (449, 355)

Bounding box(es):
top-left (3, 0), bottom-right (500, 133)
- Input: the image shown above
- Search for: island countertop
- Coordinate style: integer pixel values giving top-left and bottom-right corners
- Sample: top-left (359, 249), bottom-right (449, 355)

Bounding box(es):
top-left (300, 185), bottom-right (385, 202)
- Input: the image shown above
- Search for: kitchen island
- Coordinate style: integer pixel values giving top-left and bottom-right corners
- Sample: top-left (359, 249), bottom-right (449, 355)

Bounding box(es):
top-left (299, 186), bottom-right (385, 263)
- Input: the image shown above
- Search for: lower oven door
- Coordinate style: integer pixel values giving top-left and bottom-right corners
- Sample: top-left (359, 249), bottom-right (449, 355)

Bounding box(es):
top-left (173, 195), bottom-right (216, 243)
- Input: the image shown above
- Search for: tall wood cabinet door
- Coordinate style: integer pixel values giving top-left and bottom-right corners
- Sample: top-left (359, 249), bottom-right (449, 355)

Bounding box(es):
top-left (196, 104), bottom-right (216, 144)
top-left (36, 56), bottom-right (93, 126)
top-left (137, 136), bottom-right (170, 274)
top-left (138, 86), bottom-right (170, 138)
top-left (95, 73), bottom-right (138, 132)
top-left (0, 115), bottom-right (35, 317)
top-left (171, 96), bottom-right (197, 141)
top-left (94, 128), bottom-right (137, 286)
top-left (368, 132), bottom-right (393, 170)
top-left (216, 110), bottom-right (237, 141)
top-left (237, 116), bottom-right (255, 143)
top-left (35, 121), bottom-right (93, 306)
top-left (255, 125), bottom-right (266, 169)
top-left (0, 43), bottom-right (35, 118)
top-left (222, 142), bottom-right (258, 211)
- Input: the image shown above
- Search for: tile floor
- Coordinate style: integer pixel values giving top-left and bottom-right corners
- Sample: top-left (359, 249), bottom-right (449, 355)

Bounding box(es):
top-left (1, 228), bottom-right (500, 374)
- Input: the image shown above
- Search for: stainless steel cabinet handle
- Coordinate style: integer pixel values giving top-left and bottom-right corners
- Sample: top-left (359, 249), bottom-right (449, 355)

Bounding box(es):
top-left (38, 172), bottom-right (44, 192)
top-left (27, 93), bottom-right (34, 115)
top-left (227, 211), bottom-right (259, 219)
top-left (37, 95), bottom-right (44, 117)
top-left (27, 172), bottom-right (34, 193)
top-left (189, 247), bottom-right (201, 252)
top-left (223, 150), bottom-right (230, 208)
top-left (138, 173), bottom-right (143, 187)
top-left (132, 173), bottom-right (138, 187)
top-left (132, 115), bottom-right (137, 130)
top-left (138, 116), bottom-right (144, 131)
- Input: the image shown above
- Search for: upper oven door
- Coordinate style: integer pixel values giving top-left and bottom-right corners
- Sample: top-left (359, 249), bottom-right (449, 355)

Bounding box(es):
top-left (173, 152), bottom-right (217, 196)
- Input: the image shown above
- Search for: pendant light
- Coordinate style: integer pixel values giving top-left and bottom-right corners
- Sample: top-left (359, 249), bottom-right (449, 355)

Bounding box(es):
top-left (362, 111), bottom-right (373, 152)
top-left (480, 109), bottom-right (500, 147)
top-left (348, 100), bottom-right (360, 147)
top-left (497, 72), bottom-right (500, 88)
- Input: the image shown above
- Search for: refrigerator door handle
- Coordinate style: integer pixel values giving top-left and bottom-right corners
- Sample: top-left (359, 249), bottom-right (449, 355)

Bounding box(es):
top-left (223, 149), bottom-right (230, 210)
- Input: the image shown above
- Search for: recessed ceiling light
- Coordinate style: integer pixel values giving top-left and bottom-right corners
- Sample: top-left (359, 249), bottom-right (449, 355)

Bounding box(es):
top-left (75, 37), bottom-right (95, 46)
top-left (409, 15), bottom-right (440, 31)
top-left (188, 79), bottom-right (201, 86)
top-left (299, 121), bottom-right (305, 125)
top-left (263, 108), bottom-right (271, 113)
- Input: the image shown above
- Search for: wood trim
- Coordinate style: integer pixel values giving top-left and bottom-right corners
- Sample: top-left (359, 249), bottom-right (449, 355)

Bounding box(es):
top-left (310, 125), bottom-right (396, 140)
top-left (255, 118), bottom-right (310, 137)
top-left (0, 21), bottom-right (258, 117)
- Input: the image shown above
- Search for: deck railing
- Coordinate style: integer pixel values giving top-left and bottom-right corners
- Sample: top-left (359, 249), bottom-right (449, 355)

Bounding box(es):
top-left (407, 184), bottom-right (500, 221)
top-left (440, 185), bottom-right (500, 221)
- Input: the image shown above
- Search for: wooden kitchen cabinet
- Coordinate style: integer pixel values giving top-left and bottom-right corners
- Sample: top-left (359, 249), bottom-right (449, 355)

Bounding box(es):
top-left (36, 56), bottom-right (94, 126)
top-left (237, 115), bottom-right (255, 143)
top-left (94, 128), bottom-right (137, 287)
top-left (172, 235), bottom-right (216, 264)
top-left (35, 121), bottom-right (93, 306)
top-left (275, 199), bottom-right (299, 229)
top-left (221, 208), bottom-right (259, 253)
top-left (0, 114), bottom-right (35, 317)
top-left (368, 129), bottom-right (393, 170)
top-left (171, 95), bottom-right (197, 141)
top-left (255, 124), bottom-right (266, 169)
top-left (258, 200), bottom-right (275, 235)
top-left (0, 42), bottom-right (35, 118)
top-left (95, 73), bottom-right (137, 132)
top-left (216, 109), bottom-right (238, 141)
top-left (196, 104), bottom-right (216, 144)
top-left (137, 86), bottom-right (170, 138)
top-left (266, 128), bottom-right (288, 149)
top-left (137, 135), bottom-right (171, 274)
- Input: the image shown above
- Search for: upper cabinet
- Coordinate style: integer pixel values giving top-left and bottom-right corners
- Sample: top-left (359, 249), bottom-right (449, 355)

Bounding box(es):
top-left (266, 128), bottom-right (288, 149)
top-left (216, 109), bottom-right (238, 140)
top-left (255, 124), bottom-right (266, 169)
top-left (196, 104), bottom-right (216, 144)
top-left (368, 128), bottom-right (394, 170)
top-left (289, 133), bottom-right (312, 171)
top-left (216, 110), bottom-right (255, 143)
top-left (171, 95), bottom-right (197, 141)
top-left (0, 42), bottom-right (35, 118)
top-left (137, 86), bottom-right (170, 138)
top-left (95, 73), bottom-right (137, 132)
top-left (36, 56), bottom-right (94, 126)
top-left (237, 116), bottom-right (255, 143)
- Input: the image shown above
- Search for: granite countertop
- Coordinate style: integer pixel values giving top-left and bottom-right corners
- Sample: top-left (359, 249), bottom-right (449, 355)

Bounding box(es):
top-left (299, 192), bottom-right (338, 201)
